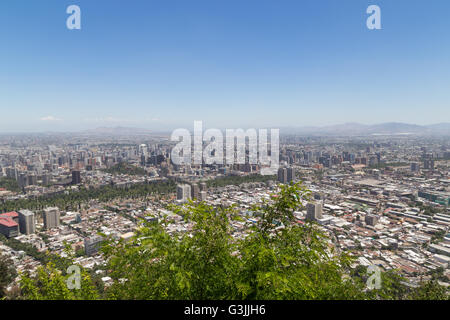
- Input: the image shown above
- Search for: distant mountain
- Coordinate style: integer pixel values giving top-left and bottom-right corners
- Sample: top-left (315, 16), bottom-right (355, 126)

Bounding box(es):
top-left (279, 122), bottom-right (450, 136)
top-left (78, 123), bottom-right (450, 137)
top-left (83, 126), bottom-right (154, 135)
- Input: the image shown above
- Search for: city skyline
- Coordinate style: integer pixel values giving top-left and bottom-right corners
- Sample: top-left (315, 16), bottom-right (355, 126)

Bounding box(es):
top-left (1, 0), bottom-right (449, 132)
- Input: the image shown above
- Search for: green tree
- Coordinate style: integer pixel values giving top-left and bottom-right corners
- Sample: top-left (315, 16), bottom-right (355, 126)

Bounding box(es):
top-left (102, 201), bottom-right (241, 299)
top-left (19, 262), bottom-right (99, 300)
top-left (0, 254), bottom-right (17, 298)
top-left (407, 280), bottom-right (449, 300)
top-left (234, 182), bottom-right (365, 299)
top-left (101, 182), bottom-right (366, 300)
top-left (0, 177), bottom-right (21, 193)
top-left (14, 181), bottom-right (449, 300)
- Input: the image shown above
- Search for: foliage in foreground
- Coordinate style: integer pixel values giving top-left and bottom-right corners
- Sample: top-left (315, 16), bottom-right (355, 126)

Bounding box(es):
top-left (0, 254), bottom-right (17, 299)
top-left (15, 182), bottom-right (449, 300)
top-left (17, 246), bottom-right (98, 300)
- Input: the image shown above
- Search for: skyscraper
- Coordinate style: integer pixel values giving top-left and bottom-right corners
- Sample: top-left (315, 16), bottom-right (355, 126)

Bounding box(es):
top-left (365, 214), bottom-right (379, 226)
top-left (278, 167), bottom-right (295, 184)
top-left (18, 210), bottom-right (35, 235)
top-left (424, 159), bottom-right (435, 170)
top-left (191, 183), bottom-right (200, 200)
top-left (306, 202), bottom-right (323, 221)
top-left (176, 184), bottom-right (192, 202)
top-left (72, 170), bottom-right (81, 184)
top-left (410, 162), bottom-right (420, 172)
top-left (287, 167), bottom-right (296, 182)
top-left (277, 168), bottom-right (288, 184)
top-left (43, 207), bottom-right (60, 230)
top-left (84, 235), bottom-right (103, 256)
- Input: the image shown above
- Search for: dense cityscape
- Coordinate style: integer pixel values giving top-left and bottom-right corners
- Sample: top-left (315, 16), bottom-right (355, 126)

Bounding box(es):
top-left (2, 0), bottom-right (450, 310)
top-left (0, 128), bottom-right (449, 299)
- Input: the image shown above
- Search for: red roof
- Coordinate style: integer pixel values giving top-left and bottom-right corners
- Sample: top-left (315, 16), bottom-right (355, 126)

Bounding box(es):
top-left (3, 211), bottom-right (18, 218)
top-left (0, 216), bottom-right (18, 227)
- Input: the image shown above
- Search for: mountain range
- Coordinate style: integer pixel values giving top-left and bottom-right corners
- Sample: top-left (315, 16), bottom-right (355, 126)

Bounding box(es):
top-left (278, 122), bottom-right (450, 136)
top-left (8, 122), bottom-right (448, 136)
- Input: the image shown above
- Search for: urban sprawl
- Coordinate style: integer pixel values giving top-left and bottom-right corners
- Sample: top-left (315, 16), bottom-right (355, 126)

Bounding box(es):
top-left (0, 132), bottom-right (449, 293)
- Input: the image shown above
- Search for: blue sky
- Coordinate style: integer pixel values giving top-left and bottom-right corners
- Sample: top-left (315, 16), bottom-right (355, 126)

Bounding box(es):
top-left (1, 0), bottom-right (449, 132)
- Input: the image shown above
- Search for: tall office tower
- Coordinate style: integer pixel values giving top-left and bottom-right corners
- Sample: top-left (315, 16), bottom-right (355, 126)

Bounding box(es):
top-left (176, 185), bottom-right (184, 200)
top-left (200, 182), bottom-right (207, 192)
top-left (42, 174), bottom-right (48, 185)
top-left (185, 184), bottom-right (192, 201)
top-left (306, 202), bottom-right (323, 221)
top-left (139, 144), bottom-right (148, 156)
top-left (71, 170), bottom-right (81, 184)
top-left (191, 183), bottom-right (200, 200)
top-left (43, 207), bottom-right (60, 230)
top-left (18, 210), bottom-right (35, 235)
top-left (423, 159), bottom-right (435, 170)
top-left (410, 162), bottom-right (420, 172)
top-left (199, 191), bottom-right (207, 201)
top-left (18, 173), bottom-right (28, 188)
top-left (365, 214), bottom-right (379, 226)
top-left (176, 184), bottom-right (192, 202)
top-left (287, 167), bottom-right (296, 183)
top-left (27, 174), bottom-right (37, 185)
top-left (84, 235), bottom-right (103, 256)
top-left (141, 154), bottom-right (147, 166)
top-left (277, 168), bottom-right (288, 184)
top-left (6, 167), bottom-right (17, 179)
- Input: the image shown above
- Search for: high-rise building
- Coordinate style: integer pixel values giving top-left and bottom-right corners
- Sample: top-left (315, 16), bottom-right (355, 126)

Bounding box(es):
top-left (176, 184), bottom-right (192, 202)
top-left (424, 159), bottom-right (435, 170)
top-left (277, 168), bottom-right (288, 184)
top-left (287, 167), bottom-right (295, 182)
top-left (410, 162), bottom-right (420, 172)
top-left (278, 167), bottom-right (295, 184)
top-left (191, 183), bottom-right (200, 200)
top-left (200, 183), bottom-right (207, 192)
top-left (365, 214), bottom-right (379, 226)
top-left (141, 154), bottom-right (147, 166)
top-left (43, 207), bottom-right (60, 230)
top-left (28, 174), bottom-right (37, 186)
top-left (84, 236), bottom-right (103, 256)
top-left (71, 170), bottom-right (81, 184)
top-left (18, 210), bottom-right (35, 235)
top-left (42, 173), bottom-right (51, 186)
top-left (176, 185), bottom-right (184, 200)
top-left (18, 173), bottom-right (28, 188)
top-left (306, 202), bottom-right (323, 221)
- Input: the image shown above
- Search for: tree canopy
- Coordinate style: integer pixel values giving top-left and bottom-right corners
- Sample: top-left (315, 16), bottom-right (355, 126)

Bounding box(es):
top-left (13, 182), bottom-right (449, 300)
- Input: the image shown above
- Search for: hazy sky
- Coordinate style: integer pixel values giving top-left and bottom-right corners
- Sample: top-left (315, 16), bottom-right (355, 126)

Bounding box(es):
top-left (1, 0), bottom-right (449, 132)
